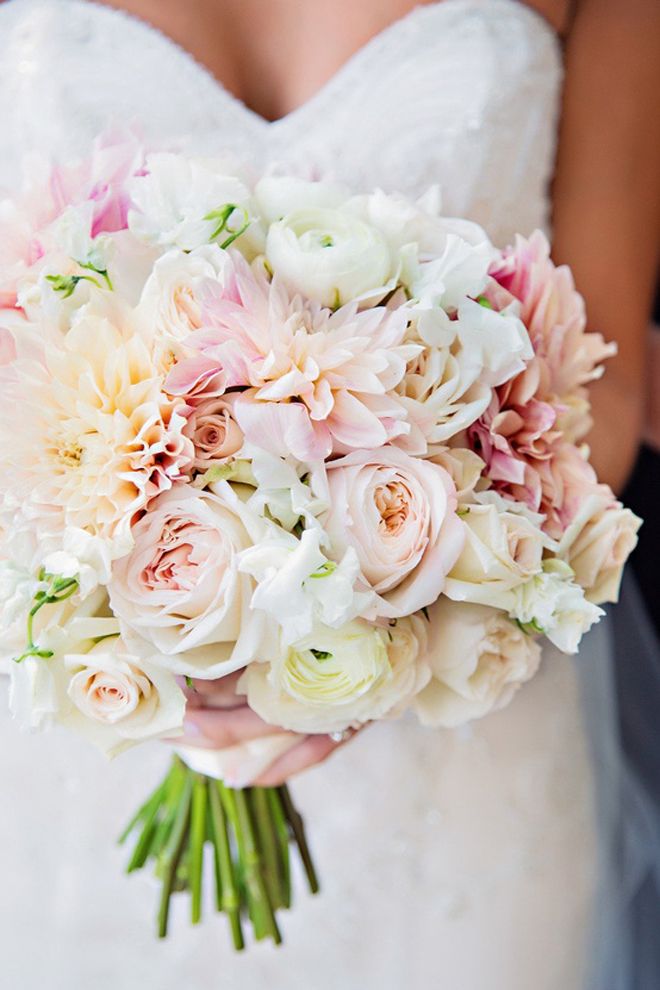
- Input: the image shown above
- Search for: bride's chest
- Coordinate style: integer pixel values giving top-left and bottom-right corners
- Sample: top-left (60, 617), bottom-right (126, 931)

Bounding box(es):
top-left (0, 0), bottom-right (562, 244)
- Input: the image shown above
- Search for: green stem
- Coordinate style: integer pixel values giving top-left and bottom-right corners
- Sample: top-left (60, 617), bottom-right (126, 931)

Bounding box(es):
top-left (268, 787), bottom-right (292, 909)
top-left (208, 780), bottom-right (244, 951)
top-left (189, 774), bottom-right (207, 925)
top-left (279, 785), bottom-right (319, 895)
top-left (231, 786), bottom-right (282, 944)
top-left (157, 774), bottom-right (193, 939)
top-left (251, 788), bottom-right (285, 910)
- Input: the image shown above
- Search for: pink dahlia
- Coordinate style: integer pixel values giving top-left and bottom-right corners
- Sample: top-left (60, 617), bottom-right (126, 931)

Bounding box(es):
top-left (168, 254), bottom-right (418, 461)
top-left (490, 231), bottom-right (615, 399)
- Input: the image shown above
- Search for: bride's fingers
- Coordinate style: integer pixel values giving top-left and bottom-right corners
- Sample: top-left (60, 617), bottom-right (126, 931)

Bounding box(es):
top-left (252, 733), bottom-right (344, 787)
top-left (183, 672), bottom-right (245, 709)
top-left (179, 704), bottom-right (283, 749)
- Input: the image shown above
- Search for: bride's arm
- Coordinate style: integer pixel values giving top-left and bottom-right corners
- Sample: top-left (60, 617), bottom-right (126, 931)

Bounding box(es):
top-left (551, 0), bottom-right (660, 493)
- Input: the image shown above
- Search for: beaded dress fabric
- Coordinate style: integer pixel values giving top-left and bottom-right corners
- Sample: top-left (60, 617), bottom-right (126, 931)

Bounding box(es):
top-left (0, 2), bottom-right (605, 988)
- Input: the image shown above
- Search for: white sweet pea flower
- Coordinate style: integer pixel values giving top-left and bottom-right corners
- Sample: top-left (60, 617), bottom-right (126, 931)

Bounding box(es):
top-left (403, 233), bottom-right (495, 313)
top-left (265, 207), bottom-right (393, 307)
top-left (453, 298), bottom-right (533, 387)
top-left (239, 526), bottom-right (372, 644)
top-left (240, 615), bottom-right (429, 734)
top-left (43, 527), bottom-right (113, 598)
top-left (245, 445), bottom-right (329, 532)
top-left (128, 153), bottom-right (255, 252)
top-left (511, 559), bottom-right (604, 654)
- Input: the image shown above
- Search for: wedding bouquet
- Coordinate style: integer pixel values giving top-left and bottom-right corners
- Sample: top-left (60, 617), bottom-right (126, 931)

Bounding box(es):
top-left (0, 132), bottom-right (640, 948)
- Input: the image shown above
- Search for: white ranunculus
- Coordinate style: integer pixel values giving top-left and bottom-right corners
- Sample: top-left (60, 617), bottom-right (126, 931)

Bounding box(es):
top-left (64, 638), bottom-right (185, 756)
top-left (414, 597), bottom-right (541, 728)
top-left (239, 525), bottom-right (373, 644)
top-left (255, 176), bottom-right (350, 224)
top-left (109, 483), bottom-right (267, 678)
top-left (511, 559), bottom-right (604, 654)
top-left (128, 154), bottom-right (255, 252)
top-left (444, 503), bottom-right (546, 610)
top-left (239, 616), bottom-right (429, 734)
top-left (265, 207), bottom-right (393, 307)
top-left (556, 493), bottom-right (641, 604)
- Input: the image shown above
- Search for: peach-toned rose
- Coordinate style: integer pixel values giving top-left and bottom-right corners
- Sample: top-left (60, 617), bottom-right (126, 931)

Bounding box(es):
top-left (324, 446), bottom-right (464, 619)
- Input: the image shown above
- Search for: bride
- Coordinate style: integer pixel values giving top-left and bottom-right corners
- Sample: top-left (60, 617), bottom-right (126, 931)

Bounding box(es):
top-left (0, 2), bottom-right (657, 988)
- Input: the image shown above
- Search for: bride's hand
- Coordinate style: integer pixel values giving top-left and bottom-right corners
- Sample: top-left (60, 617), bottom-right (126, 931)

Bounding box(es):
top-left (177, 672), bottom-right (356, 786)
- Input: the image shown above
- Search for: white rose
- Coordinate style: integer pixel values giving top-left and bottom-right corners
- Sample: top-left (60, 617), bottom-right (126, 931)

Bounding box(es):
top-left (427, 447), bottom-right (485, 500)
top-left (239, 616), bottom-right (429, 734)
top-left (265, 207), bottom-right (392, 307)
top-left (128, 153), bottom-right (255, 252)
top-left (109, 483), bottom-right (266, 677)
top-left (556, 493), bottom-right (641, 604)
top-left (414, 597), bottom-right (541, 728)
top-left (396, 340), bottom-right (492, 443)
top-left (511, 559), bottom-right (604, 654)
top-left (137, 244), bottom-right (231, 359)
top-left (64, 638), bottom-right (185, 756)
top-left (444, 503), bottom-right (545, 610)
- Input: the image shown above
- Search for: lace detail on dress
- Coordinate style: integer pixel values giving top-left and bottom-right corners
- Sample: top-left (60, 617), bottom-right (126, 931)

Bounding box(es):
top-left (0, 0), bottom-right (562, 247)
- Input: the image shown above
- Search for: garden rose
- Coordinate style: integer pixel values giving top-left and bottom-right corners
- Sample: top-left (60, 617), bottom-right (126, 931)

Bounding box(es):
top-left (444, 502), bottom-right (545, 610)
top-left (325, 447), bottom-right (464, 618)
top-left (65, 637), bottom-right (185, 756)
top-left (414, 597), bottom-right (541, 728)
top-left (183, 393), bottom-right (244, 470)
top-left (109, 483), bottom-right (266, 677)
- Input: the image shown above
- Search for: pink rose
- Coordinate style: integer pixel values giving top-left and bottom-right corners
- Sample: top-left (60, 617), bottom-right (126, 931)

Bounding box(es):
top-left (183, 394), bottom-right (244, 471)
top-left (109, 484), bottom-right (263, 677)
top-left (324, 447), bottom-right (464, 619)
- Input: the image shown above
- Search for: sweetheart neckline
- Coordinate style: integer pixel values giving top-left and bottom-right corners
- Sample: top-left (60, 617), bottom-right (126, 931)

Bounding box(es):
top-left (53, 0), bottom-right (560, 131)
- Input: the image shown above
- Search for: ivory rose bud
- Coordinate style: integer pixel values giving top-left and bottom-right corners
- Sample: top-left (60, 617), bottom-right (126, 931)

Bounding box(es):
top-left (324, 447), bottom-right (464, 619)
top-left (65, 637), bottom-right (185, 756)
top-left (414, 597), bottom-right (541, 728)
top-left (240, 616), bottom-right (429, 734)
top-left (558, 494), bottom-right (641, 604)
top-left (444, 502), bottom-right (545, 610)
top-left (265, 207), bottom-right (392, 307)
top-left (109, 483), bottom-right (265, 677)
top-left (183, 394), bottom-right (244, 471)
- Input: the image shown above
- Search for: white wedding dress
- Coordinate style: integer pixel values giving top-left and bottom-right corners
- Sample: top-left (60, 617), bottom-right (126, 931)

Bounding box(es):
top-left (0, 2), bottom-right (633, 988)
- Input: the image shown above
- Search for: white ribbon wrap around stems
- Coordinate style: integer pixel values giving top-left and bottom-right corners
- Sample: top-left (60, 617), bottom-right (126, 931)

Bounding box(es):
top-left (174, 732), bottom-right (300, 787)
